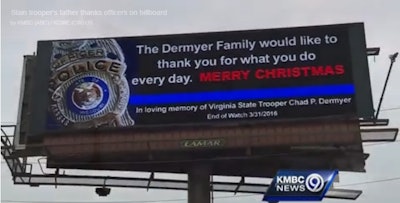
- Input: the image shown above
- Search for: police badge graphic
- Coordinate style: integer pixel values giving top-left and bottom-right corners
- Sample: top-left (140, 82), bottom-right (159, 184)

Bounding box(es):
top-left (48, 39), bottom-right (134, 129)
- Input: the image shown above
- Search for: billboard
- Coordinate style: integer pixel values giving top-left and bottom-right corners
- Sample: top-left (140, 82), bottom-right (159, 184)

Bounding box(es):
top-left (30, 22), bottom-right (373, 133)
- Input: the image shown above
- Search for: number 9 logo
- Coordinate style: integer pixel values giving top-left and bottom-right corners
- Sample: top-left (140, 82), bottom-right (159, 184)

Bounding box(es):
top-left (305, 173), bottom-right (325, 192)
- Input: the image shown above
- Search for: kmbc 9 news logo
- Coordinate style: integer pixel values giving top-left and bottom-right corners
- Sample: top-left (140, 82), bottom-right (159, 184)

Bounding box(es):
top-left (263, 170), bottom-right (338, 202)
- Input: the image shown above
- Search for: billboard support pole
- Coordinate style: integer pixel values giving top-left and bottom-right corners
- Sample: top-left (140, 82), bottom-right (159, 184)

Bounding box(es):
top-left (375, 52), bottom-right (398, 119)
top-left (188, 164), bottom-right (211, 203)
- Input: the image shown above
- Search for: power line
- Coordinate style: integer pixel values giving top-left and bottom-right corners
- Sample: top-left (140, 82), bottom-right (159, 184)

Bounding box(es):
top-left (0, 199), bottom-right (187, 203)
top-left (0, 122), bottom-right (18, 125)
top-left (380, 107), bottom-right (400, 112)
top-left (1, 178), bottom-right (400, 203)
top-left (363, 139), bottom-right (400, 147)
top-left (337, 177), bottom-right (400, 187)
top-left (1, 194), bottom-right (255, 203)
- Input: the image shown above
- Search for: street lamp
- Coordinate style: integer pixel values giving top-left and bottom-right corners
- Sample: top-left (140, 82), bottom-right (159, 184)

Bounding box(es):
top-left (375, 52), bottom-right (399, 119)
top-left (366, 47), bottom-right (380, 56)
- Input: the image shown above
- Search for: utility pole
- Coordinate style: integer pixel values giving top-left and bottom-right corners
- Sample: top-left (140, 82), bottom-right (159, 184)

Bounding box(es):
top-left (188, 164), bottom-right (211, 203)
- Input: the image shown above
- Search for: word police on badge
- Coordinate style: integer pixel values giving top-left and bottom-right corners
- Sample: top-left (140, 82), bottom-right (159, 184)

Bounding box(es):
top-left (48, 39), bottom-right (134, 129)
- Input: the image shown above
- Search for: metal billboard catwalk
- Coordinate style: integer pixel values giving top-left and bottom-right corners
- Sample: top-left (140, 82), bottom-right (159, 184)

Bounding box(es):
top-left (2, 120), bottom-right (398, 202)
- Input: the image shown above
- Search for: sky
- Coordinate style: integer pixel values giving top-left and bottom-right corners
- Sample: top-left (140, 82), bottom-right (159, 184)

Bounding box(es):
top-left (1, 0), bottom-right (400, 203)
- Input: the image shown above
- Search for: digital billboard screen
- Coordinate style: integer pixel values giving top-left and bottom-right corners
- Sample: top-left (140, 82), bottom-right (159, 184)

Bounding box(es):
top-left (33, 23), bottom-right (373, 131)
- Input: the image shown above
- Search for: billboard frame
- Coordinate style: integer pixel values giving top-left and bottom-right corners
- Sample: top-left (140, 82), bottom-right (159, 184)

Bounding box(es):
top-left (19, 22), bottom-right (375, 141)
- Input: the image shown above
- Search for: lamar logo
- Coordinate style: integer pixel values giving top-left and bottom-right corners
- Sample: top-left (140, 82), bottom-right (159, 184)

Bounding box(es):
top-left (181, 139), bottom-right (225, 148)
